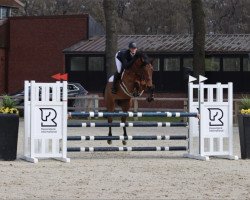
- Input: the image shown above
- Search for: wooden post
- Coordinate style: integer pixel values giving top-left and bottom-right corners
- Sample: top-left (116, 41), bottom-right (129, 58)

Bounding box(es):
top-left (234, 101), bottom-right (239, 125)
top-left (183, 100), bottom-right (188, 122)
top-left (133, 98), bottom-right (138, 121)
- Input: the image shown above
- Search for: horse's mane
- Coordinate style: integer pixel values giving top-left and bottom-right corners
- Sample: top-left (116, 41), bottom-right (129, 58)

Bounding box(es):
top-left (135, 51), bottom-right (148, 60)
top-left (131, 51), bottom-right (150, 66)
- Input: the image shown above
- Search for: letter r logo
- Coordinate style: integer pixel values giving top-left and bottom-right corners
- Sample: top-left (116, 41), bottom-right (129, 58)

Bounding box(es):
top-left (39, 108), bottom-right (57, 127)
top-left (208, 108), bottom-right (224, 126)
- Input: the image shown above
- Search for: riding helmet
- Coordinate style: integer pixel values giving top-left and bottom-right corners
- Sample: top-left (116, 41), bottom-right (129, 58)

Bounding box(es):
top-left (128, 42), bottom-right (137, 49)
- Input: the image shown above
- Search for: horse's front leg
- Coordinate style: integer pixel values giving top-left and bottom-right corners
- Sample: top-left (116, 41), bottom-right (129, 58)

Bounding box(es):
top-left (133, 81), bottom-right (140, 97)
top-left (121, 116), bottom-right (127, 145)
top-left (107, 116), bottom-right (112, 145)
top-left (146, 85), bottom-right (155, 102)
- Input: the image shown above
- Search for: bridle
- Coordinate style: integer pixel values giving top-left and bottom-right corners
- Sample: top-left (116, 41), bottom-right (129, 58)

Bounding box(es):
top-left (119, 57), bottom-right (152, 98)
top-left (120, 71), bottom-right (144, 98)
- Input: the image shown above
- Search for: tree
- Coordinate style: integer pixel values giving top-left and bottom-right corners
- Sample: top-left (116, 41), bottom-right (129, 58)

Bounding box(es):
top-left (191, 0), bottom-right (205, 77)
top-left (17, 0), bottom-right (249, 35)
top-left (103, 0), bottom-right (118, 78)
top-left (20, 0), bottom-right (86, 16)
top-left (204, 0), bottom-right (250, 34)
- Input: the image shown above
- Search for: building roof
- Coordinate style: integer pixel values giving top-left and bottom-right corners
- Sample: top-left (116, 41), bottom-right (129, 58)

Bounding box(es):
top-left (63, 34), bottom-right (250, 54)
top-left (0, 0), bottom-right (24, 8)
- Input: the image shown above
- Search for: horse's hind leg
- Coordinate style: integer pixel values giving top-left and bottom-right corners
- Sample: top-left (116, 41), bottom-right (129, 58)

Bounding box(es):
top-left (120, 99), bottom-right (132, 145)
top-left (104, 85), bottom-right (115, 145)
top-left (107, 117), bottom-right (113, 145)
top-left (121, 116), bottom-right (127, 145)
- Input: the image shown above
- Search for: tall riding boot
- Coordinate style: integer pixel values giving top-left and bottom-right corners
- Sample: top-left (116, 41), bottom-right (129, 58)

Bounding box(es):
top-left (111, 72), bottom-right (121, 94)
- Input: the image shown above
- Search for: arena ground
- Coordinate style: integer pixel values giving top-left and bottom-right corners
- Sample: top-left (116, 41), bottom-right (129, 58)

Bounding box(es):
top-left (0, 119), bottom-right (249, 199)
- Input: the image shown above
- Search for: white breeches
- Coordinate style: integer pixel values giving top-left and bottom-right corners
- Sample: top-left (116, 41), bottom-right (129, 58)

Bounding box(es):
top-left (115, 52), bottom-right (122, 73)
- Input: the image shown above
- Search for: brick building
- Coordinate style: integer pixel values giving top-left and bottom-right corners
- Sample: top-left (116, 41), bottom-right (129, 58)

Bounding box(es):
top-left (0, 21), bottom-right (7, 93)
top-left (0, 0), bottom-right (24, 93)
top-left (0, 14), bottom-right (104, 94)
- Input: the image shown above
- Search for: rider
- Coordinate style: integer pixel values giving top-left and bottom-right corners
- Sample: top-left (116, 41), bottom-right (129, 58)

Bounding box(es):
top-left (111, 42), bottom-right (138, 94)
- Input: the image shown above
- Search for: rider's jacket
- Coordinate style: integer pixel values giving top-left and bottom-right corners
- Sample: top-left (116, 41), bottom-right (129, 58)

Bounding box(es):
top-left (116, 49), bottom-right (135, 70)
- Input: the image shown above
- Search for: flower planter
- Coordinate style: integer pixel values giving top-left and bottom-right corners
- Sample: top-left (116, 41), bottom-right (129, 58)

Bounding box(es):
top-left (238, 114), bottom-right (250, 159)
top-left (0, 114), bottom-right (19, 161)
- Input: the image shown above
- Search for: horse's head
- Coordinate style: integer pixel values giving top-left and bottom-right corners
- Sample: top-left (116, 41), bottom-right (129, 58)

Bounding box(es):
top-left (131, 52), bottom-right (153, 87)
top-left (131, 52), bottom-right (155, 101)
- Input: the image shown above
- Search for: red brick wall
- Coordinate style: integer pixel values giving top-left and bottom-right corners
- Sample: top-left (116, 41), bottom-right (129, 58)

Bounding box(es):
top-left (0, 20), bottom-right (8, 48)
top-left (0, 21), bottom-right (7, 94)
top-left (8, 15), bottom-right (88, 93)
top-left (0, 48), bottom-right (6, 94)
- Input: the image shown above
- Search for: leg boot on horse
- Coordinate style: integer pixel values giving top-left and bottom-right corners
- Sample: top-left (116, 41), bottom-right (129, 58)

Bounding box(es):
top-left (121, 116), bottom-right (128, 145)
top-left (107, 116), bottom-right (113, 145)
top-left (111, 72), bottom-right (121, 94)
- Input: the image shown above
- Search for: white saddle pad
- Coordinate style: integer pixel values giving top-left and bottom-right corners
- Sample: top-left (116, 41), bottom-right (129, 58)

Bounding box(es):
top-left (108, 75), bottom-right (114, 82)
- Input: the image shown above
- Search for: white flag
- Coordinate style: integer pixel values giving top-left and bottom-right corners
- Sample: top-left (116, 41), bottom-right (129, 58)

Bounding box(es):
top-left (199, 75), bottom-right (208, 83)
top-left (188, 75), bottom-right (197, 83)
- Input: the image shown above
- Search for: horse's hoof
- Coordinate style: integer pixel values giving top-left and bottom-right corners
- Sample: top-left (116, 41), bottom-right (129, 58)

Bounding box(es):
top-left (122, 140), bottom-right (127, 145)
top-left (107, 140), bottom-right (112, 145)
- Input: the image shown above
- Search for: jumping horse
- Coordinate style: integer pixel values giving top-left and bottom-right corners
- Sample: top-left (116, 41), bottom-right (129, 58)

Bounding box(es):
top-left (104, 52), bottom-right (154, 145)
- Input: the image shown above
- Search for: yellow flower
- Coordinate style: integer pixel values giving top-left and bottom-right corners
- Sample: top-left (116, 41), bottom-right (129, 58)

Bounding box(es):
top-left (241, 109), bottom-right (250, 115)
top-left (0, 106), bottom-right (19, 115)
top-left (5, 107), bottom-right (9, 113)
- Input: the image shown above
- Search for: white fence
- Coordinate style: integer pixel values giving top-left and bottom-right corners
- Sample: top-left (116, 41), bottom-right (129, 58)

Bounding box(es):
top-left (22, 79), bottom-right (238, 162)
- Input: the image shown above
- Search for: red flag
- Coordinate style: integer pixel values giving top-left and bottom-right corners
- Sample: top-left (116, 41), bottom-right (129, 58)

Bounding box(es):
top-left (51, 73), bottom-right (68, 81)
top-left (61, 73), bottom-right (68, 81)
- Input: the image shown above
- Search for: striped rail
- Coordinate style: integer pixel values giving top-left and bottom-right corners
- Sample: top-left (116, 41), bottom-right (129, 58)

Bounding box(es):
top-left (67, 135), bottom-right (187, 141)
top-left (67, 146), bottom-right (188, 152)
top-left (67, 122), bottom-right (188, 127)
top-left (68, 111), bottom-right (198, 118)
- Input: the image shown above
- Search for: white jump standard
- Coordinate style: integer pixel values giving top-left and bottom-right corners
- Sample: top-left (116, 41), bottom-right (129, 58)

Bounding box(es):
top-left (184, 75), bottom-right (238, 160)
top-left (23, 81), bottom-right (69, 163)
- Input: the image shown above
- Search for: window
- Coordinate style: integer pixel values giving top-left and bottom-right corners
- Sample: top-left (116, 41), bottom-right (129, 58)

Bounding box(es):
top-left (0, 7), bottom-right (8, 19)
top-left (183, 58), bottom-right (193, 70)
top-left (223, 58), bottom-right (240, 71)
top-left (70, 57), bottom-right (86, 71)
top-left (243, 58), bottom-right (250, 71)
top-left (88, 56), bottom-right (104, 71)
top-left (163, 57), bottom-right (180, 71)
top-left (205, 57), bottom-right (220, 71)
top-left (68, 84), bottom-right (78, 91)
top-left (152, 58), bottom-right (160, 71)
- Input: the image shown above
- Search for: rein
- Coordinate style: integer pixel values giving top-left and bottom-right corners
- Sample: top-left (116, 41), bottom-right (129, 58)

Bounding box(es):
top-left (120, 71), bottom-right (144, 98)
top-left (118, 53), bottom-right (151, 98)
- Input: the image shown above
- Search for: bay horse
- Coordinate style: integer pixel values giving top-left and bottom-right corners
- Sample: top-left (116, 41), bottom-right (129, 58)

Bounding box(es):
top-left (104, 52), bottom-right (154, 145)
